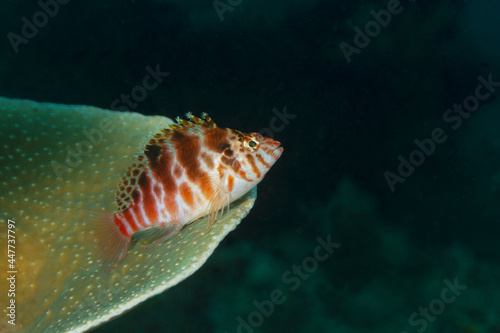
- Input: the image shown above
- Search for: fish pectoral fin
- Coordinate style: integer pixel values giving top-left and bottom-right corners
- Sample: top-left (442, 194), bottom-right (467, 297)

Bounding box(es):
top-left (206, 174), bottom-right (231, 230)
top-left (131, 223), bottom-right (182, 248)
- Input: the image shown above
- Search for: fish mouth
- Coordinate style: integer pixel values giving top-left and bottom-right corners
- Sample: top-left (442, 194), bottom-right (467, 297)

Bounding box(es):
top-left (272, 146), bottom-right (284, 159)
top-left (263, 137), bottom-right (283, 160)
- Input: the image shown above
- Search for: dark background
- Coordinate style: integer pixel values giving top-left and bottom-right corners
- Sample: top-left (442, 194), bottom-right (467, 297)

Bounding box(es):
top-left (1, 0), bottom-right (500, 332)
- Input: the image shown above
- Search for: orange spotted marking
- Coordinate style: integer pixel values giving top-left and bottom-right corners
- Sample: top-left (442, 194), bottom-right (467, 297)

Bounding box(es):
top-left (256, 154), bottom-right (271, 169)
top-left (246, 154), bottom-right (261, 178)
top-left (201, 152), bottom-right (214, 169)
top-left (239, 170), bottom-right (252, 182)
top-left (180, 182), bottom-right (195, 207)
top-left (174, 164), bottom-right (182, 178)
top-left (227, 175), bottom-right (234, 192)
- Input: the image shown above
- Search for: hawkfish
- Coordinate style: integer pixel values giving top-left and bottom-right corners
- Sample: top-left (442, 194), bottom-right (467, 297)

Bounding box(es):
top-left (96, 112), bottom-right (283, 270)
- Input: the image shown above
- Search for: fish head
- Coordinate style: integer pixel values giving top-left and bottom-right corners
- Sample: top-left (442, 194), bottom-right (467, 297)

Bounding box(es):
top-left (221, 130), bottom-right (283, 201)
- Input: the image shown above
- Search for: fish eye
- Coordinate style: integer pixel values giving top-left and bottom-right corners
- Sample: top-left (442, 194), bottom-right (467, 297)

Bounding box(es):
top-left (243, 137), bottom-right (260, 151)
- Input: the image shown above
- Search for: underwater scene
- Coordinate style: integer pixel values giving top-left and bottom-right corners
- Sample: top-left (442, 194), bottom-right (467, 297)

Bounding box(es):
top-left (0, 0), bottom-right (499, 332)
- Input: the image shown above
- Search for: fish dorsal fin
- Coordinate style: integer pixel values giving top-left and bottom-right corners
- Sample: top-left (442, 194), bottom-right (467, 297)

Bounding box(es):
top-left (159, 112), bottom-right (217, 137)
top-left (131, 223), bottom-right (182, 247)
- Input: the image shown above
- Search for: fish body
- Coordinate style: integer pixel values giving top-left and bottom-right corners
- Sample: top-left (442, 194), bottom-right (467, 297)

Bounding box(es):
top-left (98, 113), bottom-right (283, 270)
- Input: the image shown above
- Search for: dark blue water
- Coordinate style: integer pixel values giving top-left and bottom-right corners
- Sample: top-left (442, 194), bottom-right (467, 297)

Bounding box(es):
top-left (1, 0), bottom-right (499, 332)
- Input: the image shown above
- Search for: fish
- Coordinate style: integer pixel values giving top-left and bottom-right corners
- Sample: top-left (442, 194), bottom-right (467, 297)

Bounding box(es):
top-left (97, 112), bottom-right (283, 271)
